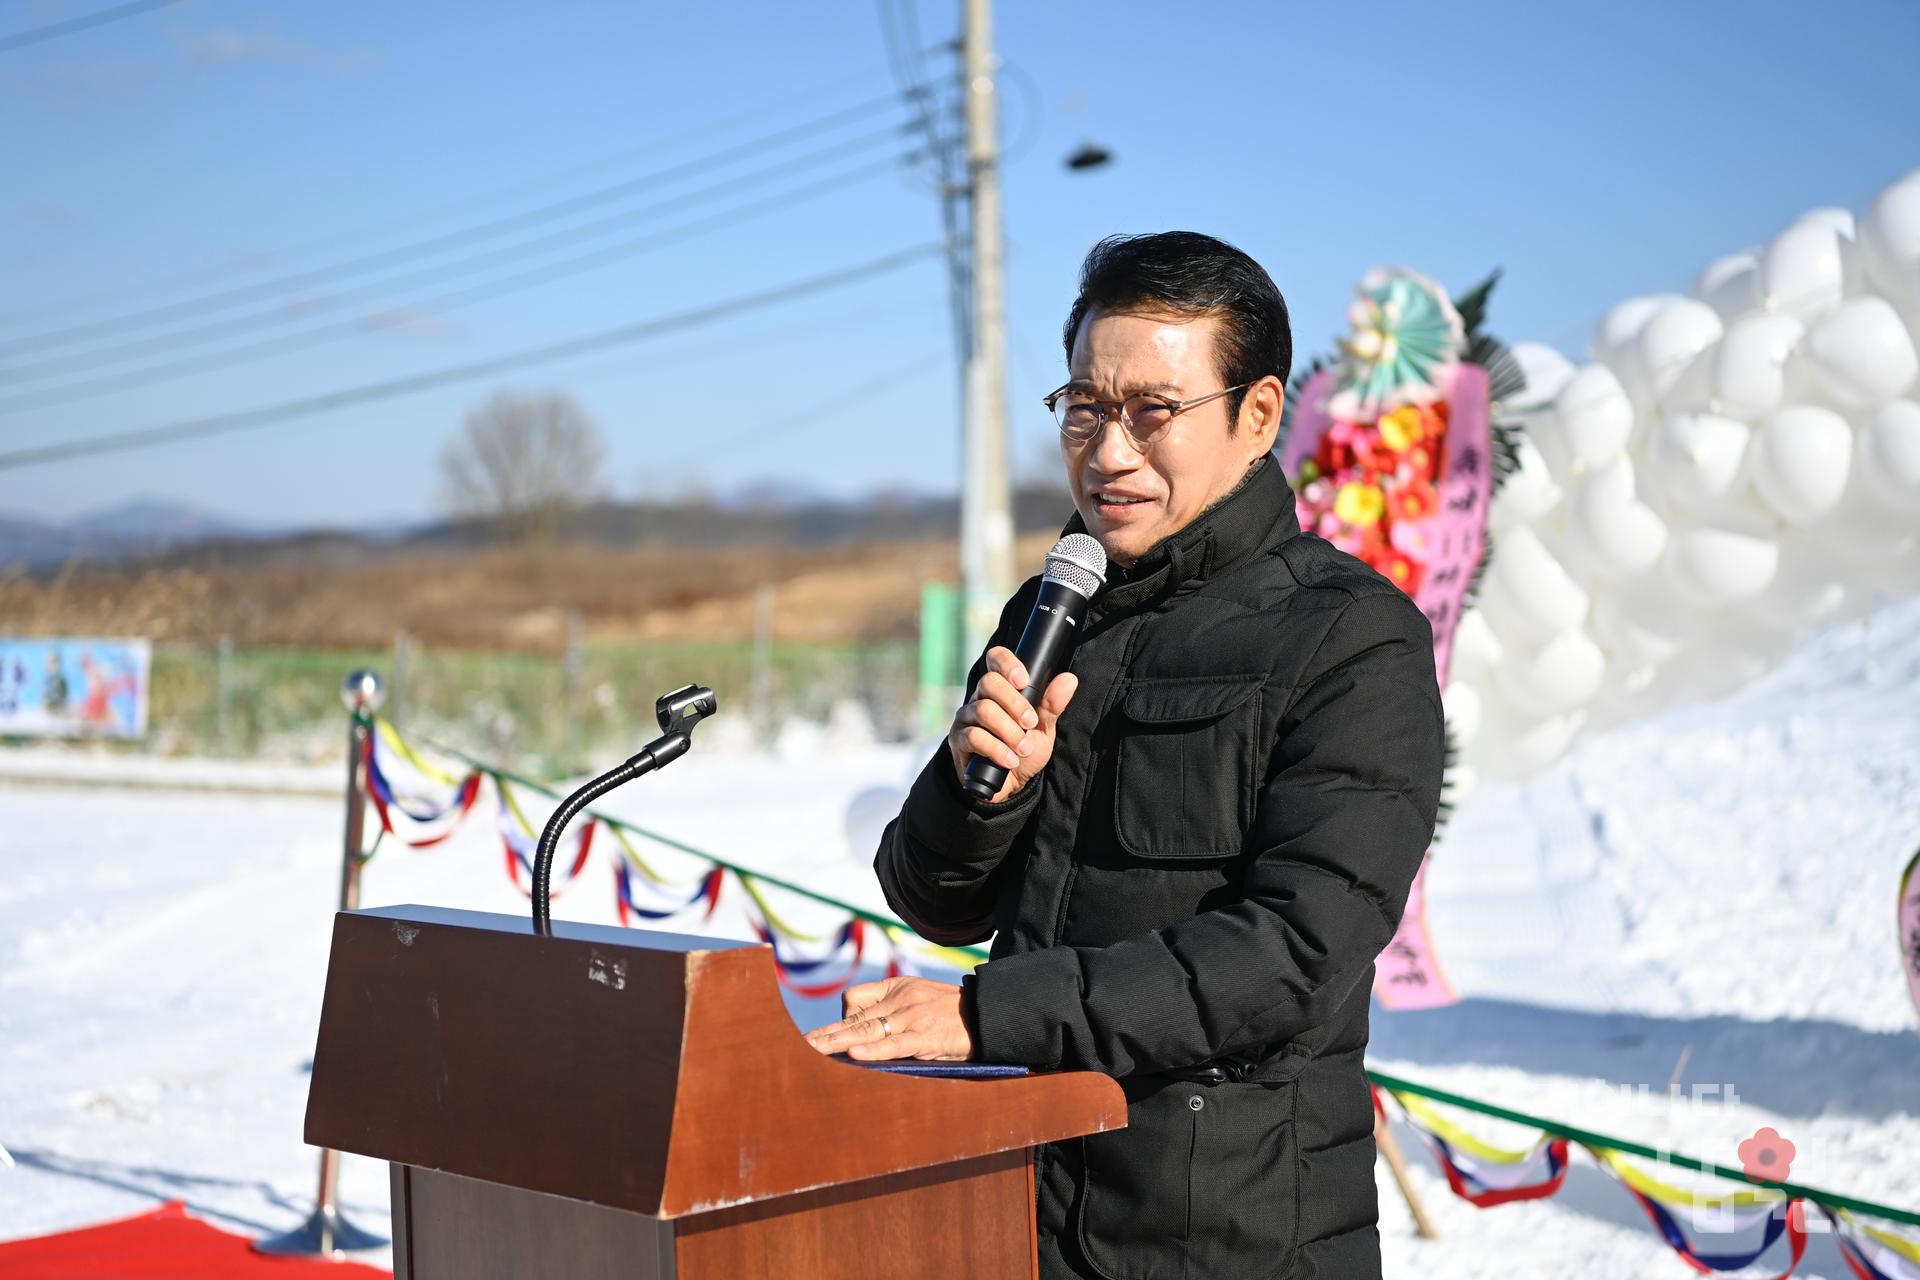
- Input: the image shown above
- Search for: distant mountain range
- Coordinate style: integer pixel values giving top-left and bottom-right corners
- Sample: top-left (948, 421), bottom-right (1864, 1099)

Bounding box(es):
top-left (0, 499), bottom-right (282, 568)
top-left (0, 484), bottom-right (1076, 571)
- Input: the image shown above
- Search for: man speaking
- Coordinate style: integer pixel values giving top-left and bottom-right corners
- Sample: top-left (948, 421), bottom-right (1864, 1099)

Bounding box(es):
top-left (806, 232), bottom-right (1445, 1278)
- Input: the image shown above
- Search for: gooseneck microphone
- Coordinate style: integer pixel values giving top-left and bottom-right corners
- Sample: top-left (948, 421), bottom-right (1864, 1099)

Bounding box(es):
top-left (531, 683), bottom-right (716, 934)
top-left (961, 533), bottom-right (1107, 800)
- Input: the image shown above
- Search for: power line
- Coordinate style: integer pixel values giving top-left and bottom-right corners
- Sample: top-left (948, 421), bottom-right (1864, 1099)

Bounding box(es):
top-left (0, 64), bottom-right (924, 331)
top-left (875, 0), bottom-right (970, 368)
top-left (0, 244), bottom-right (941, 472)
top-left (0, 0), bottom-right (178, 54)
top-left (0, 93), bottom-right (910, 359)
top-left (0, 150), bottom-right (920, 413)
top-left (652, 353), bottom-right (939, 471)
top-left (1, 124), bottom-right (918, 387)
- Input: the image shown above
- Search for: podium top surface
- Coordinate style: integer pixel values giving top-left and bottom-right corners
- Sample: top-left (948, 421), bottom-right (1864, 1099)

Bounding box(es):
top-left (354, 903), bottom-right (751, 954)
top-left (306, 905), bottom-right (1125, 1219)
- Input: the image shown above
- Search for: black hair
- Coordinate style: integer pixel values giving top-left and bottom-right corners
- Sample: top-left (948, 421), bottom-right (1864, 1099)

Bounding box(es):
top-left (1062, 231), bottom-right (1292, 432)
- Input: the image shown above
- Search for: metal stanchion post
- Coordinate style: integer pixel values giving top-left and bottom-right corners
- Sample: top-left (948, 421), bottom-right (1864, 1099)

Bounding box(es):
top-left (255, 670), bottom-right (391, 1259)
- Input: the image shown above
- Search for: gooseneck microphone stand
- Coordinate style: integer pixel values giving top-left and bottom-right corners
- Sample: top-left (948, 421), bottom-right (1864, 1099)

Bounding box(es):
top-left (531, 683), bottom-right (716, 935)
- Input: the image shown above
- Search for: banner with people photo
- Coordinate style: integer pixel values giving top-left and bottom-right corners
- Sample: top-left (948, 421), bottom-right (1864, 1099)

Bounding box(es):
top-left (0, 637), bottom-right (150, 739)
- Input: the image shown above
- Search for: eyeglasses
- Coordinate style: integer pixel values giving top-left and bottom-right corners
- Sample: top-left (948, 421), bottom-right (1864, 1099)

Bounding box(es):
top-left (1044, 381), bottom-right (1251, 450)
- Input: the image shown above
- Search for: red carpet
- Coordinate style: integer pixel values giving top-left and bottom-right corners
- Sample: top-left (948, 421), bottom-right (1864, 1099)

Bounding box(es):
top-left (0, 1202), bottom-right (390, 1278)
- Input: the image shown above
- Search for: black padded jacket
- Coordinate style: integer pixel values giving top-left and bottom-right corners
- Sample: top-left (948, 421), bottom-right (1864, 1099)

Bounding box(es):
top-left (875, 455), bottom-right (1446, 1279)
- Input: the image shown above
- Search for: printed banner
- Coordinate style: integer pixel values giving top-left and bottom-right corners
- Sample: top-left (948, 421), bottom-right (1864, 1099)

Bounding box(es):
top-left (1374, 855), bottom-right (1458, 1010)
top-left (1901, 847), bottom-right (1920, 1030)
top-left (0, 636), bottom-right (149, 739)
top-left (1415, 362), bottom-right (1493, 689)
top-left (1287, 362), bottom-right (1492, 1010)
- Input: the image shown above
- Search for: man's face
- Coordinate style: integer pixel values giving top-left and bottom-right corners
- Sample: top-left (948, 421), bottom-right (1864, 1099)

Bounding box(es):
top-left (1062, 307), bottom-right (1272, 567)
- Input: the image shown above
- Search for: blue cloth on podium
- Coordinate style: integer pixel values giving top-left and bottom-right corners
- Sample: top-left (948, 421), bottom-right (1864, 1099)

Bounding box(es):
top-left (828, 1054), bottom-right (1029, 1079)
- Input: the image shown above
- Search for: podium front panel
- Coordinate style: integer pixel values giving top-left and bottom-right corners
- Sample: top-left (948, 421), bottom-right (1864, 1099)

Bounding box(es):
top-left (674, 1148), bottom-right (1037, 1279)
top-left (393, 1165), bottom-right (674, 1280)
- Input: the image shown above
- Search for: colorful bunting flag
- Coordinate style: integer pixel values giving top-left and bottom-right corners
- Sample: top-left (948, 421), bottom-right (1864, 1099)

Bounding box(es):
top-left (1827, 1206), bottom-right (1920, 1280)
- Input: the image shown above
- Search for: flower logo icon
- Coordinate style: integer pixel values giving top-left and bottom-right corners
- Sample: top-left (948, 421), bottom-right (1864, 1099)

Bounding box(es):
top-left (1737, 1127), bottom-right (1796, 1181)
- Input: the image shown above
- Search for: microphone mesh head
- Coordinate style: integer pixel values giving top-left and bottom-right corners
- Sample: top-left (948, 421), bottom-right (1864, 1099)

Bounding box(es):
top-left (1043, 533), bottom-right (1107, 599)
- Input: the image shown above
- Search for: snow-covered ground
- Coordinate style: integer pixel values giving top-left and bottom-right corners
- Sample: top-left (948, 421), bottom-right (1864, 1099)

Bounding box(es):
top-left (1, 597), bottom-right (1916, 1277)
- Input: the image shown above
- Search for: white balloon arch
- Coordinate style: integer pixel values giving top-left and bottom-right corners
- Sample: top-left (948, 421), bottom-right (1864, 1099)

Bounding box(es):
top-left (1451, 167), bottom-right (1920, 795)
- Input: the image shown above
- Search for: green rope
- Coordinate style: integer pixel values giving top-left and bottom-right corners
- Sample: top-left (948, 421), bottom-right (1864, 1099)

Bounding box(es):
top-left (393, 725), bottom-right (1915, 1227)
top-left (415, 732), bottom-right (991, 963)
top-left (1368, 1068), bottom-right (1920, 1228)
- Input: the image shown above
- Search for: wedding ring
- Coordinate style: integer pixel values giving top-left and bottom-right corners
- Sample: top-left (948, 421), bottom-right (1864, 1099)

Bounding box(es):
top-left (880, 1015), bottom-right (893, 1037)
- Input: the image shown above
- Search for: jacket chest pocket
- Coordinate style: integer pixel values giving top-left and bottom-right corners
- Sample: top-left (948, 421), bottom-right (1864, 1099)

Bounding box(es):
top-left (1112, 674), bottom-right (1265, 860)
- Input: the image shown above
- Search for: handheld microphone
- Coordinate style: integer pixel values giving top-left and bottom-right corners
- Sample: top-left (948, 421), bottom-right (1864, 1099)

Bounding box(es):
top-left (961, 534), bottom-right (1107, 800)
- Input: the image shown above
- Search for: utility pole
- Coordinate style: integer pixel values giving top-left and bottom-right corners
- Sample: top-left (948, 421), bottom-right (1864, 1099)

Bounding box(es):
top-left (959, 0), bottom-right (1015, 656)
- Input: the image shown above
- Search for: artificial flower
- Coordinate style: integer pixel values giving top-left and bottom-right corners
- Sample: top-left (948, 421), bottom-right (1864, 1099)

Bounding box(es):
top-left (1389, 519), bottom-right (1434, 558)
top-left (1388, 476), bottom-right (1440, 523)
top-left (1326, 267), bottom-right (1466, 418)
top-left (1334, 481), bottom-right (1386, 528)
top-left (1369, 549), bottom-right (1426, 595)
top-left (1378, 404), bottom-right (1427, 452)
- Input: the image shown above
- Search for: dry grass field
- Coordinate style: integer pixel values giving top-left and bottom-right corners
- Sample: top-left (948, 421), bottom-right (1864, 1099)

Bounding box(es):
top-left (0, 531), bottom-right (1061, 652)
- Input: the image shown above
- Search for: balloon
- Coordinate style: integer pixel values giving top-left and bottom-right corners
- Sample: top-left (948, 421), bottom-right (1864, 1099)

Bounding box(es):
top-left (1649, 410), bottom-right (1752, 509)
top-left (1869, 547), bottom-right (1920, 594)
top-left (1593, 295), bottom-right (1671, 363)
top-left (1590, 575), bottom-right (1696, 670)
top-left (1858, 399), bottom-right (1920, 510)
top-left (1664, 509), bottom-right (1780, 604)
top-left (1442, 680), bottom-right (1483, 746)
top-left (1759, 221), bottom-right (1848, 322)
top-left (1479, 525), bottom-right (1591, 641)
top-left (1439, 763), bottom-right (1478, 807)
top-left (1496, 629), bottom-right (1607, 717)
top-left (1585, 665), bottom-right (1672, 733)
top-left (1566, 454), bottom-right (1668, 577)
top-left (1474, 701), bottom-right (1584, 781)
top-left (1449, 606), bottom-right (1504, 679)
top-left (1694, 251), bottom-right (1759, 322)
top-left (1593, 295), bottom-right (1674, 411)
top-left (1711, 312), bottom-right (1805, 421)
top-left (1752, 404), bottom-right (1853, 524)
top-left (1554, 363), bottom-right (1637, 465)
top-left (1740, 532), bottom-right (1847, 630)
top-left (1789, 207), bottom-right (1857, 239)
top-left (1859, 167), bottom-right (1920, 311)
top-left (844, 785), bottom-right (906, 860)
top-left (1799, 296), bottom-right (1919, 410)
top-left (1509, 341), bottom-right (1579, 407)
top-left (1636, 297), bottom-right (1723, 407)
top-left (1810, 464), bottom-right (1918, 564)
top-left (1669, 616), bottom-right (1793, 702)
top-left (1489, 432), bottom-right (1563, 529)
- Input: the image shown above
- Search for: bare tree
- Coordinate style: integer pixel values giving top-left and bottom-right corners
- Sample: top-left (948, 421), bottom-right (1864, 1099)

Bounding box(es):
top-left (439, 389), bottom-right (606, 541)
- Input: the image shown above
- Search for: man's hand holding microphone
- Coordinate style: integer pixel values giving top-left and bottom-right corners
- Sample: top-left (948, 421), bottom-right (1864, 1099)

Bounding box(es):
top-left (947, 647), bottom-right (1078, 805)
top-left (804, 535), bottom-right (1106, 1063)
top-left (802, 653), bottom-right (1077, 1062)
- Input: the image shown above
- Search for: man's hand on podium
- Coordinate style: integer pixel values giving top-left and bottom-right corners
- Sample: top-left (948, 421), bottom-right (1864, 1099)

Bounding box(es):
top-left (803, 977), bottom-right (976, 1062)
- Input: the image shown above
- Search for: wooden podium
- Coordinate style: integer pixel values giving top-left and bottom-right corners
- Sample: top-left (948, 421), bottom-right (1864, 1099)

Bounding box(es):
top-left (305, 905), bottom-right (1125, 1279)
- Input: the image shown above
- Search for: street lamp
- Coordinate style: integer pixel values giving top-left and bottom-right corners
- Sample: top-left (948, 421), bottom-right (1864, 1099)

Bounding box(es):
top-left (1065, 142), bottom-right (1112, 171)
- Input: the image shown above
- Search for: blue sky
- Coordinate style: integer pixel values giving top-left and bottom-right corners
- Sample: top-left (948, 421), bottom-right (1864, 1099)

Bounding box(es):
top-left (1, 0), bottom-right (1915, 528)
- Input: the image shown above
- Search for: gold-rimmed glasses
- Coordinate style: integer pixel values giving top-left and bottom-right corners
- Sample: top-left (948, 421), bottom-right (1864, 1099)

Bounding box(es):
top-left (1044, 381), bottom-right (1250, 450)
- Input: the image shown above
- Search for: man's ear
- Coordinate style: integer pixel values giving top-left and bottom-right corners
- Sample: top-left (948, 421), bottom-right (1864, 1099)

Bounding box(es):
top-left (1238, 376), bottom-right (1285, 454)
